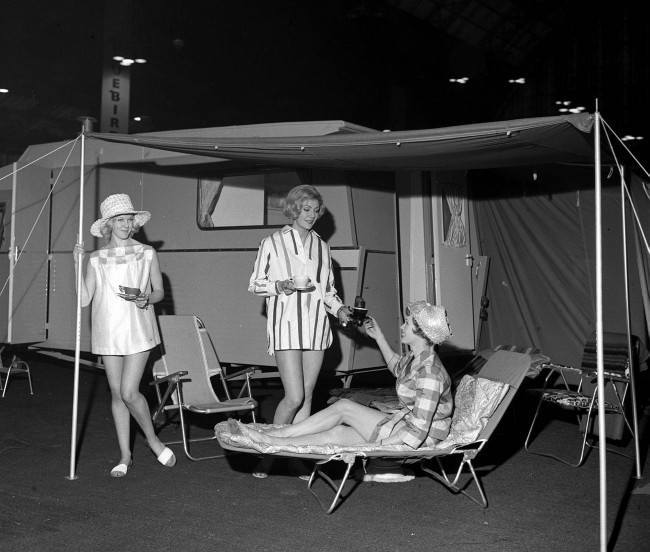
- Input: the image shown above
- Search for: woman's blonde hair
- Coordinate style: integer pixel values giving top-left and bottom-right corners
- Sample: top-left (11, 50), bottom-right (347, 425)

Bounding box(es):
top-left (282, 185), bottom-right (325, 220)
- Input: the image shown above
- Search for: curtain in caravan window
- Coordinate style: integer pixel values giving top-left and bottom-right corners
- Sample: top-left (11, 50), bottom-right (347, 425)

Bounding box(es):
top-left (443, 192), bottom-right (466, 247)
top-left (198, 178), bottom-right (223, 228)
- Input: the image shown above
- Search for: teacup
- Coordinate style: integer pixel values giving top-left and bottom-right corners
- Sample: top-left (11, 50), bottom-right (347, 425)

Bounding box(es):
top-left (293, 275), bottom-right (310, 288)
top-left (119, 285), bottom-right (141, 296)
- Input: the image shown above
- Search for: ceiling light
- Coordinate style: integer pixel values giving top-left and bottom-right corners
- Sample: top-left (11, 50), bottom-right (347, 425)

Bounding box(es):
top-left (622, 135), bottom-right (644, 141)
top-left (133, 116), bottom-right (142, 122)
top-left (449, 77), bottom-right (469, 84)
top-left (0, 88), bottom-right (8, 93)
top-left (112, 55), bottom-right (124, 61)
top-left (120, 59), bottom-right (135, 66)
top-left (508, 77), bottom-right (526, 84)
top-left (135, 58), bottom-right (147, 64)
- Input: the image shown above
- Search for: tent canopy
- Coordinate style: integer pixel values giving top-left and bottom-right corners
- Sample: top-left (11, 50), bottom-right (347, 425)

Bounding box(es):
top-left (89, 113), bottom-right (595, 171)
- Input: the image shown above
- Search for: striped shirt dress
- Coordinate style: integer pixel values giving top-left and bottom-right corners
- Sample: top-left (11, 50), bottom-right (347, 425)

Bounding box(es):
top-left (249, 226), bottom-right (345, 355)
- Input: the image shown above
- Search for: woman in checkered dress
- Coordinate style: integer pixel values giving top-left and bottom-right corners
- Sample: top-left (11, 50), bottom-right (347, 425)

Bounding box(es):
top-left (74, 194), bottom-right (175, 478)
top-left (236, 302), bottom-right (453, 449)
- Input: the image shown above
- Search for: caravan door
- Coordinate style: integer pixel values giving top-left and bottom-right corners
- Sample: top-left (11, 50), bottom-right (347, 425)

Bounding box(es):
top-left (7, 165), bottom-right (51, 343)
top-left (432, 172), bottom-right (486, 351)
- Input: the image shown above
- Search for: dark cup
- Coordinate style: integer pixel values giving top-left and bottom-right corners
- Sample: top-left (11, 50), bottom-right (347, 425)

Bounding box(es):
top-left (350, 307), bottom-right (368, 326)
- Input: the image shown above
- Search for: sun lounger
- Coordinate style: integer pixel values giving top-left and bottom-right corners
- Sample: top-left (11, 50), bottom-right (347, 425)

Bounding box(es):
top-left (215, 349), bottom-right (533, 513)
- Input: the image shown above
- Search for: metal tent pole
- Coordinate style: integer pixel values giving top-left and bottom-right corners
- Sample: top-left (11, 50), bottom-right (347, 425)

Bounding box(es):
top-left (594, 109), bottom-right (607, 552)
top-left (8, 163), bottom-right (17, 342)
top-left (67, 126), bottom-right (86, 481)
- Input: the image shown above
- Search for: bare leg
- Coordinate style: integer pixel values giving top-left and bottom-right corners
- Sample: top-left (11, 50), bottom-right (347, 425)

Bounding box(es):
top-left (248, 424), bottom-right (369, 447)
top-left (104, 356), bottom-right (132, 465)
top-left (273, 350), bottom-right (305, 424)
top-left (253, 350), bottom-right (305, 477)
top-left (292, 350), bottom-right (324, 423)
top-left (119, 350), bottom-right (166, 457)
top-left (261, 399), bottom-right (385, 442)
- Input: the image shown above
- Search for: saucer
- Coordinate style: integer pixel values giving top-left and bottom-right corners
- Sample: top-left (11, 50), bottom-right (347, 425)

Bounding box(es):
top-left (293, 284), bottom-right (315, 292)
top-left (116, 292), bottom-right (140, 301)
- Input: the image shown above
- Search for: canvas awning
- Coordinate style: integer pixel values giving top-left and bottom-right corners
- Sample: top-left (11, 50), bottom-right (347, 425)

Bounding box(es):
top-left (89, 113), bottom-right (595, 171)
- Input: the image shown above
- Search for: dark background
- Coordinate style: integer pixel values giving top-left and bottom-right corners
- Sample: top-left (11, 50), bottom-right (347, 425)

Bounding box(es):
top-left (1, 0), bottom-right (648, 167)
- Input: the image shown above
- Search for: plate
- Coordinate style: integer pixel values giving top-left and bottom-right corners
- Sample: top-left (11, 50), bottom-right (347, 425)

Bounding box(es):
top-left (293, 284), bottom-right (315, 292)
top-left (116, 292), bottom-right (140, 301)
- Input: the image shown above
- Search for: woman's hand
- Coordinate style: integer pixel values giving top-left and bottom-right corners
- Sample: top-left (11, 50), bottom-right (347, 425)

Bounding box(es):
top-left (134, 294), bottom-right (150, 309)
top-left (363, 316), bottom-right (384, 341)
top-left (337, 306), bottom-right (352, 327)
top-left (275, 279), bottom-right (296, 295)
top-left (73, 243), bottom-right (85, 263)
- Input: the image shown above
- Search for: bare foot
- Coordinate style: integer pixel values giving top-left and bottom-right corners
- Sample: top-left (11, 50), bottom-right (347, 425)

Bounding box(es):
top-left (227, 418), bottom-right (242, 435)
top-left (244, 426), bottom-right (273, 444)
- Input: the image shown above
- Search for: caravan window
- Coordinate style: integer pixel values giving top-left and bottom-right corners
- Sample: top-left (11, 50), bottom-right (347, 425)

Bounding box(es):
top-left (197, 170), bottom-right (307, 228)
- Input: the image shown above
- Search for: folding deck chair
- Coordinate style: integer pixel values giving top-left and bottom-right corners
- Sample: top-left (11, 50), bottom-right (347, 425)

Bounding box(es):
top-left (0, 346), bottom-right (33, 398)
top-left (151, 315), bottom-right (258, 461)
top-left (215, 349), bottom-right (533, 513)
top-left (524, 331), bottom-right (639, 467)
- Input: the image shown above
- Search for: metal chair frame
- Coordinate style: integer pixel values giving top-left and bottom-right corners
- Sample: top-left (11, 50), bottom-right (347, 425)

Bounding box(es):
top-left (151, 315), bottom-right (257, 461)
top-left (1, 349), bottom-right (34, 398)
top-left (524, 359), bottom-right (635, 467)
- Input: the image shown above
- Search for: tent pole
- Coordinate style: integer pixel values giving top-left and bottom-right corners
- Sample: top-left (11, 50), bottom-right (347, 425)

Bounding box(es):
top-left (67, 127), bottom-right (86, 481)
top-left (8, 163), bottom-right (17, 342)
top-left (620, 169), bottom-right (642, 479)
top-left (594, 109), bottom-right (607, 552)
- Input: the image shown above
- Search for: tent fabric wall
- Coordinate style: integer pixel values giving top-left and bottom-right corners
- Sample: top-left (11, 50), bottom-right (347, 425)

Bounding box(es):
top-left (473, 166), bottom-right (648, 367)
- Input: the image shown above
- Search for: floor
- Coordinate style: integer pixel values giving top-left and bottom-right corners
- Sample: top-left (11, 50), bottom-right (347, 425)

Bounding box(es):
top-left (1, 353), bottom-right (649, 552)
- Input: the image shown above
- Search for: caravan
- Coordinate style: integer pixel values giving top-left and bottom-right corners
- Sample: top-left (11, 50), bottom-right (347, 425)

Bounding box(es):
top-left (0, 120), bottom-right (489, 377)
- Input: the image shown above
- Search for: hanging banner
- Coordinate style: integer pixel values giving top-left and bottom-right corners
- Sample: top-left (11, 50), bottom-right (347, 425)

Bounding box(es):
top-left (100, 63), bottom-right (130, 133)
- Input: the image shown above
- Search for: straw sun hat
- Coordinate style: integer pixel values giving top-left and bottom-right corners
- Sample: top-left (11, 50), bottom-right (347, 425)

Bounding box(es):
top-left (90, 194), bottom-right (151, 238)
top-left (407, 301), bottom-right (452, 345)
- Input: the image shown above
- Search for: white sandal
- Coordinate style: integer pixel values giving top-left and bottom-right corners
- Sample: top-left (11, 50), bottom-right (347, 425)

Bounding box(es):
top-left (156, 447), bottom-right (176, 467)
top-left (110, 462), bottom-right (131, 478)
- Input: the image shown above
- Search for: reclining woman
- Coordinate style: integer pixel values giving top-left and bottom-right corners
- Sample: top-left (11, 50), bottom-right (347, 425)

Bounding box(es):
top-left (236, 301), bottom-right (453, 449)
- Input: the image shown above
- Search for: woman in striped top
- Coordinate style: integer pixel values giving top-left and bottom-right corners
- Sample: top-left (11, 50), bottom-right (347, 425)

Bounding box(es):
top-left (249, 185), bottom-right (352, 429)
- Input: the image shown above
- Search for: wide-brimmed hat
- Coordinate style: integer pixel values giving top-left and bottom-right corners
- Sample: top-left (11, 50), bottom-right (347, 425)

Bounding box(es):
top-left (90, 194), bottom-right (151, 238)
top-left (407, 301), bottom-right (451, 345)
